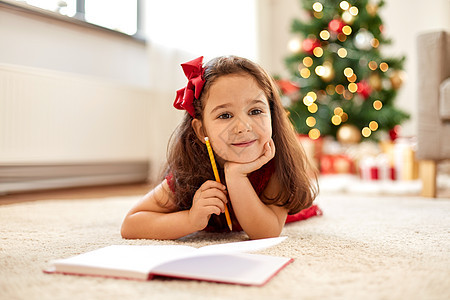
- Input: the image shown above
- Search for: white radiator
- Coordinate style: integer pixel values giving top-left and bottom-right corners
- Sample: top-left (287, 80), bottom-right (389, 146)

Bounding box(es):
top-left (0, 64), bottom-right (153, 194)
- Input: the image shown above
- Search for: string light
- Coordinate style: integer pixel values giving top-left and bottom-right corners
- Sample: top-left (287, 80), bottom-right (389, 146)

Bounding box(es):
top-left (334, 107), bottom-right (343, 116)
top-left (315, 65), bottom-right (325, 76)
top-left (303, 57), bottom-right (313, 67)
top-left (341, 112), bottom-right (348, 122)
top-left (308, 128), bottom-right (321, 140)
top-left (342, 11), bottom-right (353, 23)
top-left (362, 127), bottom-right (371, 137)
top-left (313, 47), bottom-right (324, 57)
top-left (349, 6), bottom-right (359, 16)
top-left (337, 48), bottom-right (347, 58)
top-left (380, 62), bottom-right (389, 72)
top-left (348, 82), bottom-right (358, 93)
top-left (344, 67), bottom-right (354, 77)
top-left (300, 67), bottom-right (311, 78)
top-left (373, 100), bottom-right (383, 110)
top-left (347, 73), bottom-right (357, 82)
top-left (314, 11), bottom-right (323, 19)
top-left (306, 116), bottom-right (316, 127)
top-left (335, 84), bottom-right (345, 94)
top-left (340, 1), bottom-right (350, 10)
top-left (303, 95), bottom-right (314, 106)
top-left (331, 115), bottom-right (342, 125)
top-left (308, 103), bottom-right (318, 113)
top-left (342, 25), bottom-right (352, 35)
top-left (337, 33), bottom-right (347, 42)
top-left (313, 2), bottom-right (323, 12)
top-left (307, 91), bottom-right (317, 101)
top-left (369, 121), bottom-right (378, 131)
top-left (326, 85), bottom-right (335, 95)
top-left (343, 90), bottom-right (353, 100)
top-left (368, 61), bottom-right (378, 70)
top-left (320, 30), bottom-right (331, 40)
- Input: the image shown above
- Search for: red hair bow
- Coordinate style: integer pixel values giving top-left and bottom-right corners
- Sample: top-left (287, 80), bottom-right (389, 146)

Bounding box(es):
top-left (173, 56), bottom-right (205, 117)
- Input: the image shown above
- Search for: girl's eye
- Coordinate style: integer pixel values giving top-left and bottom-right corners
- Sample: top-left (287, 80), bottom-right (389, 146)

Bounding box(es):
top-left (250, 109), bottom-right (262, 115)
top-left (218, 113), bottom-right (232, 119)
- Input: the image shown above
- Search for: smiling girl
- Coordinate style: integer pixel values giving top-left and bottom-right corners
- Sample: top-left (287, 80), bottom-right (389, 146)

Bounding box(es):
top-left (121, 56), bottom-right (320, 240)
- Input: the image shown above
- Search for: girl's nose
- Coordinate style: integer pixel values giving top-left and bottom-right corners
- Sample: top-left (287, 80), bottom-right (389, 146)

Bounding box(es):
top-left (233, 117), bottom-right (252, 134)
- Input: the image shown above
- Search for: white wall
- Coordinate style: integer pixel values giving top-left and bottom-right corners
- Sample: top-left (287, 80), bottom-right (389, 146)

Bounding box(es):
top-left (258, 0), bottom-right (450, 137)
top-left (0, 5), bottom-right (149, 87)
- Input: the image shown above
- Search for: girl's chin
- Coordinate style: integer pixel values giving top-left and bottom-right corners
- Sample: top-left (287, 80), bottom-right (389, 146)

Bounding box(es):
top-left (219, 151), bottom-right (262, 165)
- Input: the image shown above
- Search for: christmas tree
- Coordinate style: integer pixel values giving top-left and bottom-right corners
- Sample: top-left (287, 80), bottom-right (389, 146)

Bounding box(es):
top-left (280, 0), bottom-right (409, 143)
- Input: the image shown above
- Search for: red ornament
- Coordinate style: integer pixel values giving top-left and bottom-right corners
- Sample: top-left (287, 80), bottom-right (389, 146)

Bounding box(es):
top-left (302, 38), bottom-right (321, 54)
top-left (328, 19), bottom-right (345, 33)
top-left (356, 80), bottom-right (372, 99)
top-left (276, 79), bottom-right (300, 95)
top-left (389, 125), bottom-right (401, 141)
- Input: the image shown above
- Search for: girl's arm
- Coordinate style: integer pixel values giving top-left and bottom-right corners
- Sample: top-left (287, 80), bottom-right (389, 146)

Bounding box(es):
top-left (121, 179), bottom-right (228, 240)
top-left (224, 140), bottom-right (288, 239)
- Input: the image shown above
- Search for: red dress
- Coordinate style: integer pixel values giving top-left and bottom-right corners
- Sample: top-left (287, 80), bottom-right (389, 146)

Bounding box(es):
top-left (165, 161), bottom-right (322, 232)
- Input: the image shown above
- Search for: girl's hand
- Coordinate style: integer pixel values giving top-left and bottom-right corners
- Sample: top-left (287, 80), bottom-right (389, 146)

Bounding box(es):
top-left (225, 139), bottom-right (275, 177)
top-left (189, 180), bottom-right (228, 231)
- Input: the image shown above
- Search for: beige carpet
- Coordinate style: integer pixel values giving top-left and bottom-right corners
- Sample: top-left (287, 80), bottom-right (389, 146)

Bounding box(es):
top-left (1, 193), bottom-right (449, 300)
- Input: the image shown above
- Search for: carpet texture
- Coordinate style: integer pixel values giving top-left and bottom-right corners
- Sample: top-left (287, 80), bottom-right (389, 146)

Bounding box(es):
top-left (1, 194), bottom-right (449, 300)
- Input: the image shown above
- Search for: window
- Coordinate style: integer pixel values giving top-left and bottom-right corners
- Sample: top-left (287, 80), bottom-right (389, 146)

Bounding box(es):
top-left (9, 0), bottom-right (140, 36)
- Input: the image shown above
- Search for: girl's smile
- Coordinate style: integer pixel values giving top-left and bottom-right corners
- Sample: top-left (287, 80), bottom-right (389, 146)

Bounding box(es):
top-left (192, 74), bottom-right (272, 165)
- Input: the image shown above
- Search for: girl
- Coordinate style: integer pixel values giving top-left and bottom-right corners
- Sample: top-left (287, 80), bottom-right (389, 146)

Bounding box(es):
top-left (121, 56), bottom-right (320, 240)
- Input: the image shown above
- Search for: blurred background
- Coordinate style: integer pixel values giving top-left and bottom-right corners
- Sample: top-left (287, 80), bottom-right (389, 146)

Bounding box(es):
top-left (0, 0), bottom-right (449, 196)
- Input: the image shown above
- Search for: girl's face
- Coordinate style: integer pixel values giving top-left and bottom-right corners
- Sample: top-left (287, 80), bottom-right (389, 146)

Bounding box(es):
top-left (193, 74), bottom-right (272, 166)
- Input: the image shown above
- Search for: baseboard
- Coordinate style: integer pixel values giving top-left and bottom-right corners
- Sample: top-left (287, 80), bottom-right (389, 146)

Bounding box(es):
top-left (0, 161), bottom-right (149, 195)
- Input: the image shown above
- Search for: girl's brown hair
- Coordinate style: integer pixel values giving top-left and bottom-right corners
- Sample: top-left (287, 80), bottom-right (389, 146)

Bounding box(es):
top-left (163, 56), bottom-right (318, 214)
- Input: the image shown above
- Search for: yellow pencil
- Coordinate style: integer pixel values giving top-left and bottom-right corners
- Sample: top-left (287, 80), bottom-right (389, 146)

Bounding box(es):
top-left (204, 137), bottom-right (232, 231)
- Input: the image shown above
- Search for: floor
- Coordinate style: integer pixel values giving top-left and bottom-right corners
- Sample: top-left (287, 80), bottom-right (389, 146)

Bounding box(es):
top-left (0, 183), bottom-right (154, 205)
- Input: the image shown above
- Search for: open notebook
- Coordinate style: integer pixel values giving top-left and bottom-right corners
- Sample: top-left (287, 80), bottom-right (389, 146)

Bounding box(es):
top-left (45, 237), bottom-right (293, 286)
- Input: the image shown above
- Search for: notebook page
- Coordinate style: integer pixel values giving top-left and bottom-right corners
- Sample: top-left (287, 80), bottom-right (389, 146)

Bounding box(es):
top-left (151, 252), bottom-right (293, 286)
top-left (52, 245), bottom-right (196, 279)
top-left (195, 236), bottom-right (287, 254)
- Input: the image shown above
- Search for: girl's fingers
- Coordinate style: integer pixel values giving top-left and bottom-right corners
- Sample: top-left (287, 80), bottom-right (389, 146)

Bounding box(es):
top-left (200, 180), bottom-right (227, 192)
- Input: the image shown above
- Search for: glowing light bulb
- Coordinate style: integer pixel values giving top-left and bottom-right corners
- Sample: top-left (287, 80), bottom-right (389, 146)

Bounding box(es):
top-left (313, 2), bottom-right (323, 12)
top-left (342, 25), bottom-right (352, 35)
top-left (368, 61), bottom-right (378, 70)
top-left (349, 6), bottom-right (359, 16)
top-left (309, 128), bottom-right (321, 140)
top-left (306, 116), bottom-right (317, 127)
top-left (348, 82), bottom-right (358, 93)
top-left (307, 91), bottom-right (317, 101)
top-left (315, 65), bottom-right (325, 76)
top-left (340, 1), bottom-right (350, 10)
top-left (303, 95), bottom-right (314, 106)
top-left (320, 30), bottom-right (331, 40)
top-left (308, 103), bottom-right (318, 113)
top-left (344, 67), bottom-right (354, 77)
top-left (362, 127), bottom-right (371, 137)
top-left (303, 57), bottom-right (313, 67)
top-left (337, 48), bottom-right (347, 58)
top-left (373, 100), bottom-right (383, 110)
top-left (334, 107), bottom-right (343, 116)
top-left (332, 115), bottom-right (342, 125)
top-left (300, 68), bottom-right (311, 78)
top-left (369, 121), bottom-right (379, 131)
top-left (380, 62), bottom-right (389, 72)
top-left (313, 47), bottom-right (324, 57)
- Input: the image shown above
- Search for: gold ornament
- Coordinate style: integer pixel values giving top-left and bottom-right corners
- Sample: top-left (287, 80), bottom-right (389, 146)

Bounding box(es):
top-left (369, 73), bottom-right (382, 91)
top-left (337, 124), bottom-right (361, 144)
top-left (366, 3), bottom-right (378, 16)
top-left (390, 70), bottom-right (405, 90)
